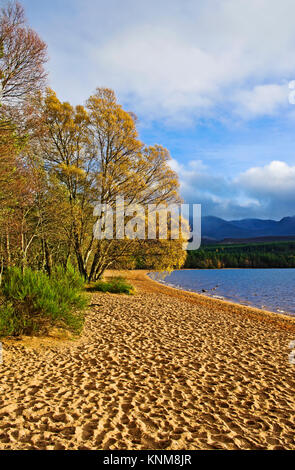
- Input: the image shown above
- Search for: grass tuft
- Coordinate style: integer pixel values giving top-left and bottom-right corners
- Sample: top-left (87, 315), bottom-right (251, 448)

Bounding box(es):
top-left (86, 276), bottom-right (135, 295)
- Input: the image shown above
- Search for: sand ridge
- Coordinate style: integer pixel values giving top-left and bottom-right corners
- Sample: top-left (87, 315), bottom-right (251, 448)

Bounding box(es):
top-left (0, 270), bottom-right (295, 450)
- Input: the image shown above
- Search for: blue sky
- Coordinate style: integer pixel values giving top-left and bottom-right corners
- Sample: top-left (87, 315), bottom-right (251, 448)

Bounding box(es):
top-left (20, 0), bottom-right (295, 220)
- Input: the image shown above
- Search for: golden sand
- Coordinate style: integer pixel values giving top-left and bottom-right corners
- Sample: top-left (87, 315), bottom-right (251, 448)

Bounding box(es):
top-left (0, 270), bottom-right (295, 450)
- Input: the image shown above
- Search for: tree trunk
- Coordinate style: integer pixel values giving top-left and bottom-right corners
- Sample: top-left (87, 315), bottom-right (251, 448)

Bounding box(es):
top-left (44, 240), bottom-right (52, 276)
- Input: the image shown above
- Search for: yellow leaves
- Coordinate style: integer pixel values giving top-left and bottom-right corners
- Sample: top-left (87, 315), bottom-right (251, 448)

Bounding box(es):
top-left (86, 87), bottom-right (140, 150)
top-left (44, 88), bottom-right (62, 114)
top-left (58, 164), bottom-right (86, 179)
top-left (36, 86), bottom-right (185, 277)
top-left (44, 88), bottom-right (88, 135)
top-left (75, 105), bottom-right (89, 125)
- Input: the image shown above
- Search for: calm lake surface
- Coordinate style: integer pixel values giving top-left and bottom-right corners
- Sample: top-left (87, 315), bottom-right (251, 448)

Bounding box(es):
top-left (149, 269), bottom-right (295, 316)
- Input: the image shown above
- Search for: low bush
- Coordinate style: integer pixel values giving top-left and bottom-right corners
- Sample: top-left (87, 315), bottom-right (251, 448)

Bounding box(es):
top-left (87, 276), bottom-right (135, 295)
top-left (0, 265), bottom-right (87, 337)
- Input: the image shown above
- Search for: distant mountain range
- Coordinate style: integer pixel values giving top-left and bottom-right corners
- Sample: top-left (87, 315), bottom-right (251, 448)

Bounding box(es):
top-left (199, 216), bottom-right (295, 242)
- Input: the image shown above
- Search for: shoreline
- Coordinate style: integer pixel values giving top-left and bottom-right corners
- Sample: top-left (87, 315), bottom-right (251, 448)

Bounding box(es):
top-left (147, 270), bottom-right (295, 320)
top-left (112, 270), bottom-right (295, 333)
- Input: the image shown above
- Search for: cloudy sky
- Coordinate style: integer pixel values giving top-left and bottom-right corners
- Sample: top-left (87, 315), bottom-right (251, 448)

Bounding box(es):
top-left (21, 0), bottom-right (295, 220)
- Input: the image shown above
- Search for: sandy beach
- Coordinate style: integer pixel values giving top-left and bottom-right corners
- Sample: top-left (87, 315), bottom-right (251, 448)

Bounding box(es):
top-left (0, 270), bottom-right (295, 450)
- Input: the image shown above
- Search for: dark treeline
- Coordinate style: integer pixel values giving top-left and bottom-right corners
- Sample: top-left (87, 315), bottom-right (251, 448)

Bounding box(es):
top-left (185, 241), bottom-right (295, 269)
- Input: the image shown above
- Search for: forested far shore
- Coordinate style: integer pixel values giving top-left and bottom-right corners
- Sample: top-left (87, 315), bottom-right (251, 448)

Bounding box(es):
top-left (184, 241), bottom-right (295, 269)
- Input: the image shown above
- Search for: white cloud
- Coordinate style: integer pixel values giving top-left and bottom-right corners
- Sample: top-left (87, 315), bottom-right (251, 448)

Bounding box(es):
top-left (238, 161), bottom-right (295, 196)
top-left (233, 84), bottom-right (289, 118)
top-left (83, 0), bottom-right (295, 121)
top-left (25, 0), bottom-right (295, 122)
top-left (174, 159), bottom-right (295, 219)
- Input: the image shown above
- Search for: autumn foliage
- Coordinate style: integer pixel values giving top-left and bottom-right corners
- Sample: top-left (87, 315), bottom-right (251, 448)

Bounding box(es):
top-left (0, 1), bottom-right (186, 289)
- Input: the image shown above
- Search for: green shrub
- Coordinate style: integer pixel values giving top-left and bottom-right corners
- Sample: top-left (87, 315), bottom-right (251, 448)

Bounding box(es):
top-left (0, 265), bottom-right (87, 337)
top-left (0, 303), bottom-right (26, 337)
top-left (87, 276), bottom-right (135, 295)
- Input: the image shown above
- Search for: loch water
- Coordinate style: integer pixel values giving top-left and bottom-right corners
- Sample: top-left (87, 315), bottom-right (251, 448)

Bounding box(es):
top-left (149, 269), bottom-right (295, 316)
